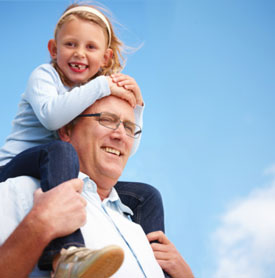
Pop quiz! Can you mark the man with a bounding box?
[0,95,194,278]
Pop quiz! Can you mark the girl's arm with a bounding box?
[131,104,144,156]
[24,65,143,155]
[24,65,111,131]
[110,72,144,156]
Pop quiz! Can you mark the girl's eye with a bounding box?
[65,42,75,47]
[87,44,96,50]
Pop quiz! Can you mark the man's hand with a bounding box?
[32,178,87,241]
[0,178,86,278]
[147,231,194,278]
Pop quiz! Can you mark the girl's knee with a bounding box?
[47,141,79,167]
[139,183,163,205]
[49,141,76,156]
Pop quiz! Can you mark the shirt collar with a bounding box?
[78,172,133,216]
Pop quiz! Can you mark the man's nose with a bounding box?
[111,122,127,138]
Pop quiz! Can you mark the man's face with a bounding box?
[65,96,135,190]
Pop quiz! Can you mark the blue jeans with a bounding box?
[115,181,165,235]
[0,141,165,270]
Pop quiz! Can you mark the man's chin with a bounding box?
[102,167,123,182]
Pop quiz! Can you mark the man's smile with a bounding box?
[103,147,121,156]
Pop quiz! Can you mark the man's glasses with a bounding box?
[77,112,142,139]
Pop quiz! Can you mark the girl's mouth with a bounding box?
[69,63,88,72]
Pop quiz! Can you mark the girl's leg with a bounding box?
[115,182,169,277]
[0,141,79,191]
[115,181,165,234]
[0,141,85,270]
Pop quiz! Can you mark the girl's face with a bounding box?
[48,17,112,86]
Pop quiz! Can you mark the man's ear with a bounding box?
[48,39,57,60]
[101,48,113,68]
[58,126,71,142]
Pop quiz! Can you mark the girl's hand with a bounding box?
[111,73,144,106]
[147,231,194,278]
[106,76,136,107]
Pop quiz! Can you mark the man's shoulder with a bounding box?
[0,176,40,195]
[0,176,40,245]
[1,175,40,184]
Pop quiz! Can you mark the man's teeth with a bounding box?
[105,147,120,156]
[70,63,87,70]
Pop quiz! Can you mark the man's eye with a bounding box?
[100,116,116,123]
[124,123,135,134]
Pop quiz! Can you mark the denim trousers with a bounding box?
[0,141,165,270]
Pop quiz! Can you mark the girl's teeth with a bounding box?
[70,63,86,70]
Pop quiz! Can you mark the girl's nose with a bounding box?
[73,48,85,58]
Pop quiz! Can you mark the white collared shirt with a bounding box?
[0,174,165,278]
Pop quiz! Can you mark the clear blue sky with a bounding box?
[1,1,275,277]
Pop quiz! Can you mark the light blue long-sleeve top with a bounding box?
[0,64,143,165]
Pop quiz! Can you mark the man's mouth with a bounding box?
[103,147,121,156]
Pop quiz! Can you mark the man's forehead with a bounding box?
[88,96,135,120]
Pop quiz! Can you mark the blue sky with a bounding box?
[1,0,275,277]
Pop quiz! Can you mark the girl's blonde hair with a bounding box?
[52,3,124,86]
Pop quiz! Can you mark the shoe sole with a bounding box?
[79,245,124,278]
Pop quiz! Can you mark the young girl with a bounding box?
[0,3,164,278]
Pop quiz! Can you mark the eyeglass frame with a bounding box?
[77,112,142,139]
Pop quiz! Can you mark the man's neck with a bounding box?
[97,188,112,201]
[89,175,117,201]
